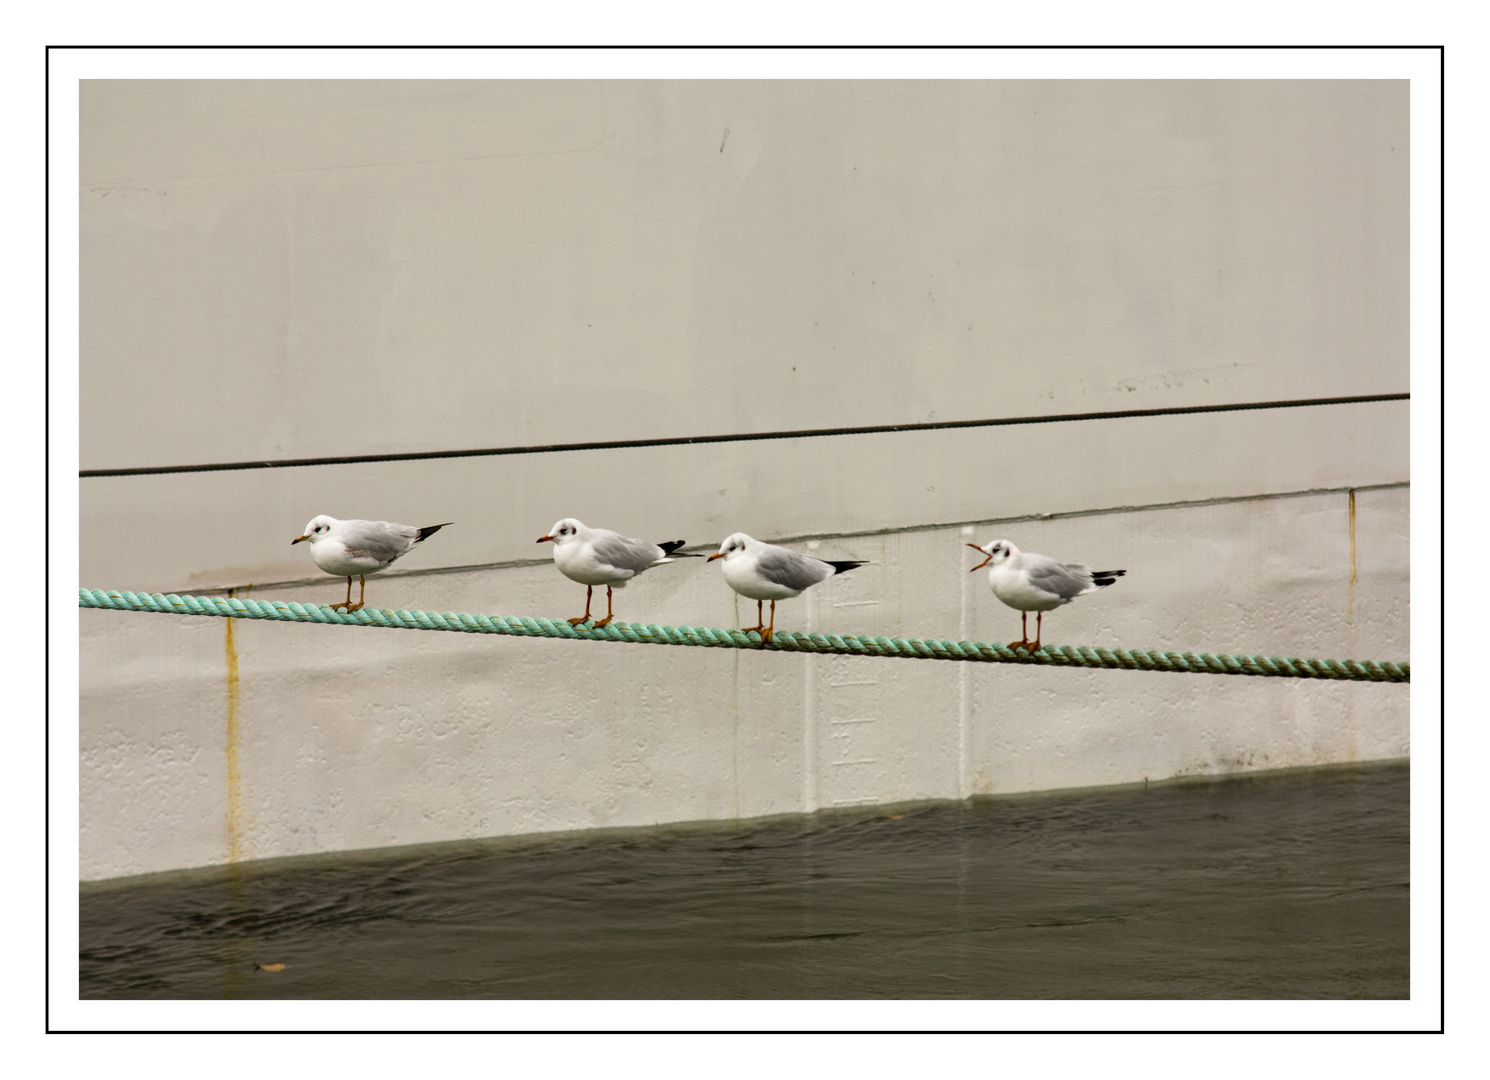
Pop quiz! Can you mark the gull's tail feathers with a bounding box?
[826,560,867,576]
[657,541,704,560]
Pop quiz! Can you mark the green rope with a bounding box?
[78,588,1410,683]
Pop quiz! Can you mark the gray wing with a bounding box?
[590,531,665,574]
[1025,557,1095,601]
[755,545,832,592]
[342,519,421,563]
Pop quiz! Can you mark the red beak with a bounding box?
[966,543,992,571]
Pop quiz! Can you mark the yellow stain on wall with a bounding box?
[225,589,244,864]
[1348,489,1358,618]
[1344,491,1359,761]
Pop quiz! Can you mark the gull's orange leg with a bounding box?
[593,586,616,629]
[332,575,357,613]
[1009,611,1031,651]
[1030,612,1044,652]
[742,599,768,635]
[568,585,594,626]
[346,574,367,613]
[760,599,777,644]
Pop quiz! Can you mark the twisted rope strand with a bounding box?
[78,589,1409,682]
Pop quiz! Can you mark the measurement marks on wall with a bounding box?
[822,672,882,807]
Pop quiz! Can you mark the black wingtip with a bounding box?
[1092,569,1126,587]
[827,560,867,575]
[416,522,453,542]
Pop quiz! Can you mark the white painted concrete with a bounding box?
[77,81,1410,880]
[80,81,1407,478]
[80,486,1409,880]
[80,401,1407,593]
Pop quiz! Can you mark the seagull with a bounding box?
[707,532,866,644]
[967,539,1125,651]
[537,518,700,628]
[292,515,451,612]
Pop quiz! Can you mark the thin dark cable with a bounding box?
[80,392,1408,478]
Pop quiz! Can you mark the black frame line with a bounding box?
[56,44,1441,1035]
[81,392,1408,478]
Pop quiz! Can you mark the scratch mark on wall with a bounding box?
[1116,363,1256,393]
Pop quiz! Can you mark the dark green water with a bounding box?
[80,762,1407,999]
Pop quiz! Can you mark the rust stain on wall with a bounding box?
[225,588,245,864]
[1348,489,1358,618]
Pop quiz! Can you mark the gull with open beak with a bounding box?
[967,539,1125,651]
[292,515,451,613]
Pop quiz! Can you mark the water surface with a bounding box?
[80,762,1408,999]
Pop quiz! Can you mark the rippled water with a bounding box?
[80,762,1407,999]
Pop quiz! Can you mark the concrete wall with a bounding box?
[78,81,1410,880]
